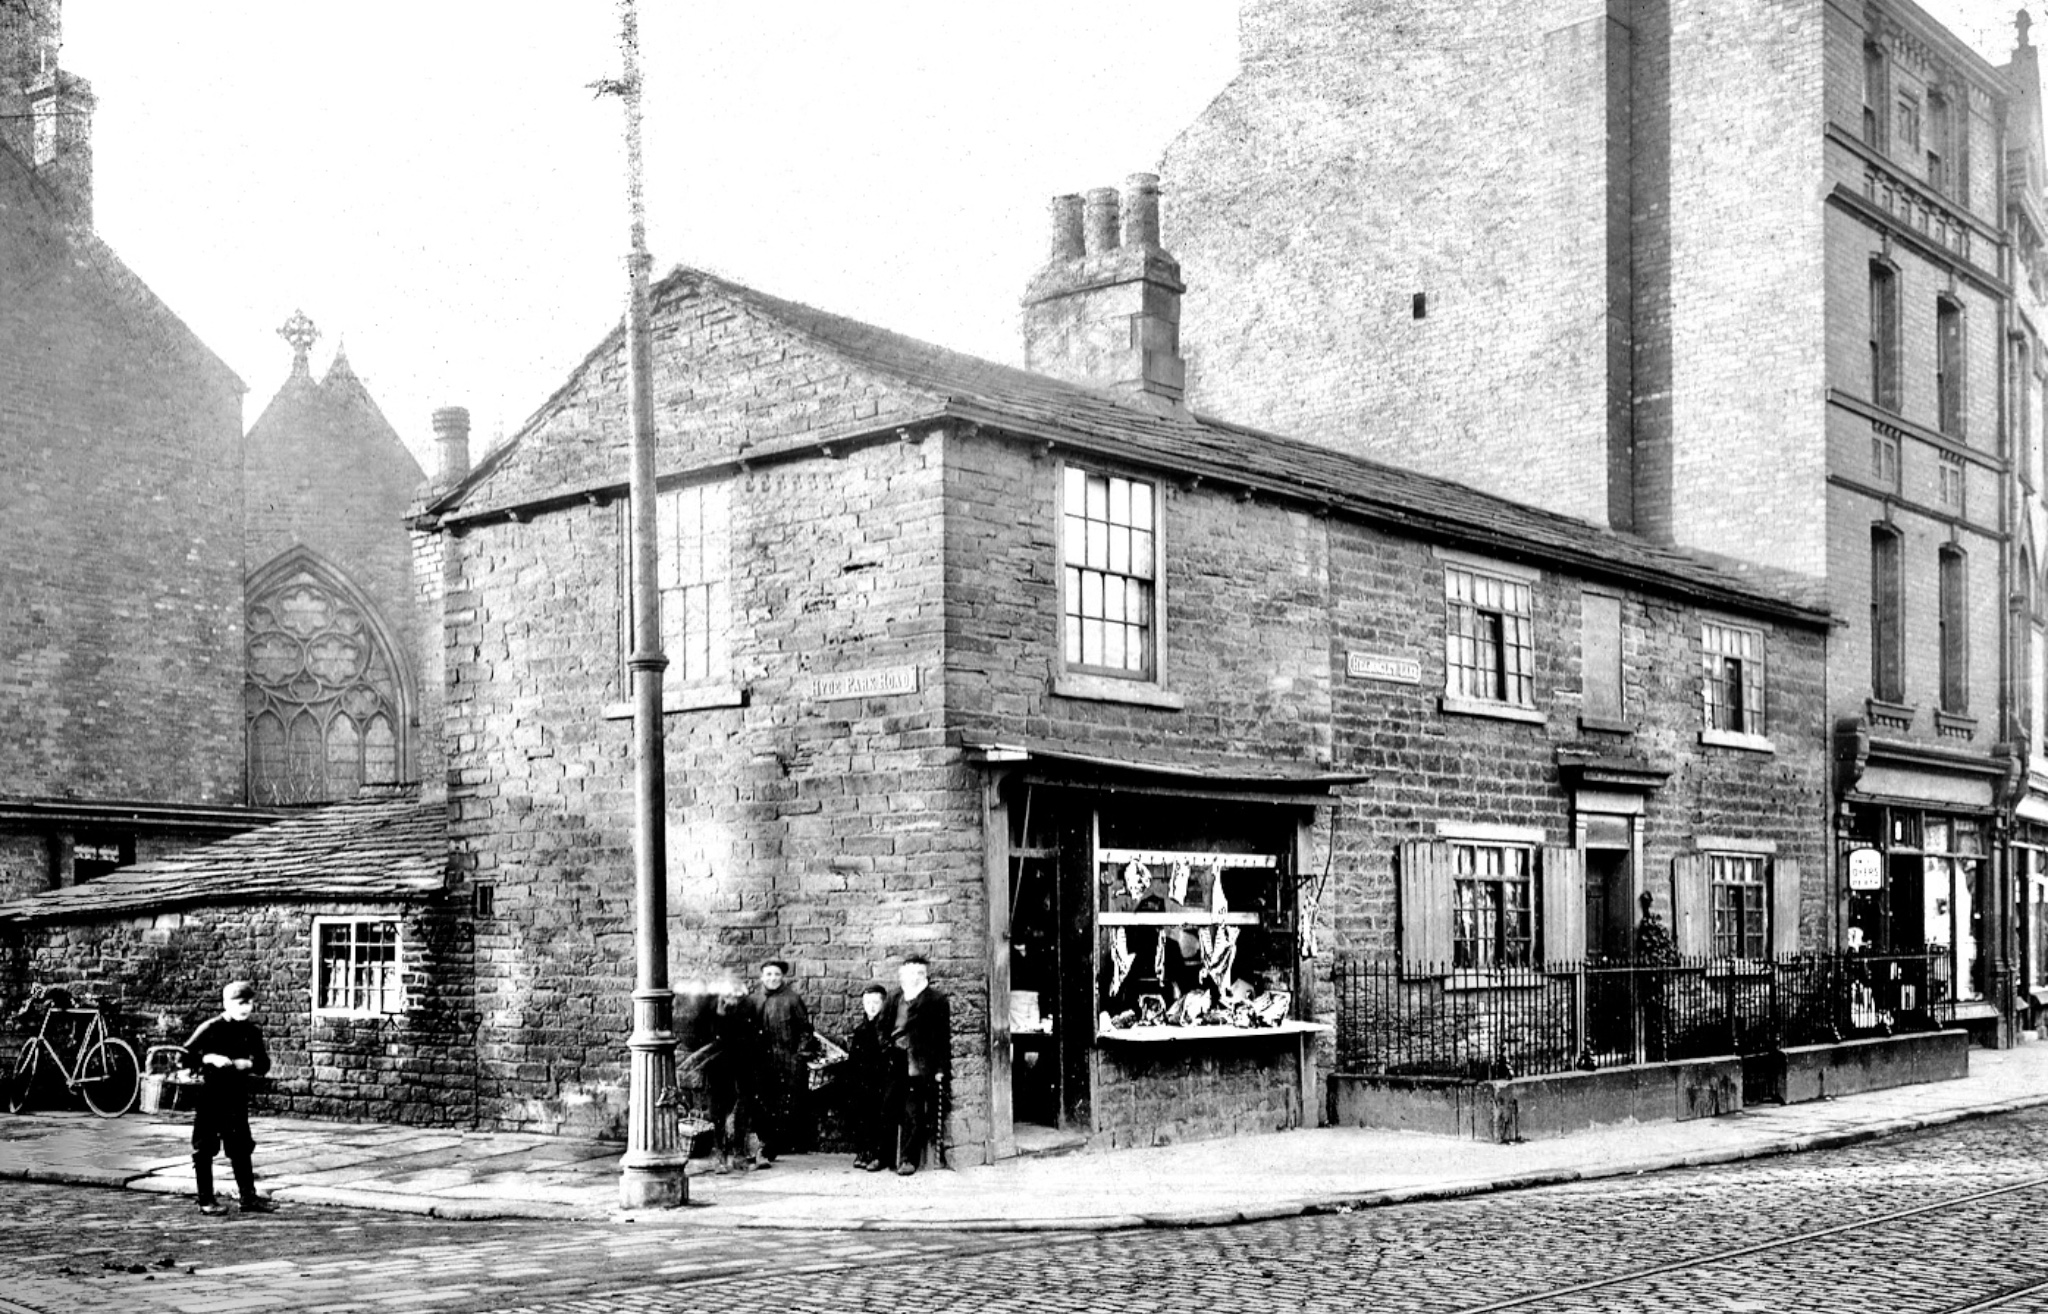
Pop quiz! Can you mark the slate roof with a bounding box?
[431,266,1828,626]
[0,786,446,925]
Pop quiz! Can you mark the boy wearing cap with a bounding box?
[182,980,274,1215]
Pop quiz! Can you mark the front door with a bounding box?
[1579,812,1635,959]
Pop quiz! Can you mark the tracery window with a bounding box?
[245,561,406,805]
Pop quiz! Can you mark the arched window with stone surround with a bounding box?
[244,548,411,806]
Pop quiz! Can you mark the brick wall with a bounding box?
[1092,1039,1305,1148]
[0,151,246,805]
[1,897,473,1126]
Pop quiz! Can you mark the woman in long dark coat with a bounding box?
[738,959,817,1161]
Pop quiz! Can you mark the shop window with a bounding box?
[1672,851,1800,960]
[1442,555,1536,713]
[1939,547,1967,714]
[1870,525,1904,702]
[2029,851,2048,990]
[1922,818,1987,1002]
[314,918,405,1017]
[1937,299,1966,438]
[1700,620,1766,740]
[1094,846,1295,1031]
[1061,465,1158,680]
[1869,262,1899,411]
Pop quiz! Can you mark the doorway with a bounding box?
[1578,811,1636,960]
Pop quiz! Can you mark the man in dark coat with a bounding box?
[736,959,816,1162]
[884,954,951,1176]
[182,980,274,1214]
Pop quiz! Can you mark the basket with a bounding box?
[139,1045,193,1115]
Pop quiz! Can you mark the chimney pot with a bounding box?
[1121,173,1161,250]
[432,406,472,485]
[1082,187,1120,256]
[1048,193,1084,262]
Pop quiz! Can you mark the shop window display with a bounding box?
[1095,848,1297,1034]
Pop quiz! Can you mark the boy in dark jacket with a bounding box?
[183,980,274,1215]
[845,984,892,1171]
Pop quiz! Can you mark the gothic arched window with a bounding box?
[244,553,408,805]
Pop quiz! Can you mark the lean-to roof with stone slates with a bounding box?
[430,267,1827,626]
[0,786,445,925]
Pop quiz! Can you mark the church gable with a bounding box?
[442,270,944,517]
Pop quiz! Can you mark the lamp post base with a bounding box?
[619,1158,691,1210]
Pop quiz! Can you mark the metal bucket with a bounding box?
[136,1073,166,1114]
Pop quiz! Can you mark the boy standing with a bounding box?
[183,980,274,1215]
[845,984,893,1172]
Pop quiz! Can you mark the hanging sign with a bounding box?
[1346,652,1422,685]
[1847,847,1883,892]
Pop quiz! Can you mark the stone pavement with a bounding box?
[4,1043,2047,1232]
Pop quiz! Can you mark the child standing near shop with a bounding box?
[845,984,893,1171]
[183,980,275,1215]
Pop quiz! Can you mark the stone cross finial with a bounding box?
[2022,9,2034,49]
[278,309,319,378]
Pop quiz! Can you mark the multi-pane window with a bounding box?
[652,480,731,684]
[315,919,404,1017]
[1940,547,1968,714]
[1937,299,1966,437]
[1871,526,1904,702]
[1451,843,1533,970]
[1709,854,1768,960]
[1702,622,1766,735]
[1869,263,1899,410]
[1445,564,1534,706]
[1062,466,1156,677]
[1938,452,1966,513]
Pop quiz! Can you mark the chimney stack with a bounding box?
[432,407,472,487]
[2,0,92,228]
[1022,172,1187,413]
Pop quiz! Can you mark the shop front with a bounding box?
[1839,800,2000,1037]
[2011,809,2048,1035]
[975,748,1348,1158]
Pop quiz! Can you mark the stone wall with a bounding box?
[1,897,472,1125]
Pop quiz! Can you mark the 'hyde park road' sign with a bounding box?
[803,665,919,702]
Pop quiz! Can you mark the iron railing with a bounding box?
[1334,948,1956,1080]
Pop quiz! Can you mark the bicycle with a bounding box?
[5,985,141,1117]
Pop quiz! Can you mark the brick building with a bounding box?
[0,0,260,899]
[1160,0,2040,1043]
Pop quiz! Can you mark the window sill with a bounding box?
[1578,715,1635,735]
[314,1010,406,1022]
[1439,695,1545,725]
[1053,674,1187,710]
[1934,710,1977,741]
[602,684,748,720]
[1700,728,1775,754]
[1703,960,1771,981]
[1865,698,1914,732]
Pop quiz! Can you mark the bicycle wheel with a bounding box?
[5,1044,39,1114]
[79,1037,139,1117]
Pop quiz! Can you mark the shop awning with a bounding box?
[963,741,1369,806]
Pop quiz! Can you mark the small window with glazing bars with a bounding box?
[1444,564,1534,707]
[1062,466,1156,678]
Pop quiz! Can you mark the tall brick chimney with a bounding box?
[1,0,94,228]
[1022,172,1187,413]
[432,406,472,487]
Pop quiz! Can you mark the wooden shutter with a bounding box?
[1540,846,1586,966]
[1671,853,1711,958]
[1399,840,1453,972]
[1771,858,1802,959]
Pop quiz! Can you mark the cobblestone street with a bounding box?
[9,1108,2048,1314]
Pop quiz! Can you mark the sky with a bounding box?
[59,1,2020,472]
[60,2,1240,469]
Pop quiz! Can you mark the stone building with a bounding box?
[1160,0,2039,1044]
[0,0,258,899]
[242,314,428,806]
[393,185,1826,1155]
